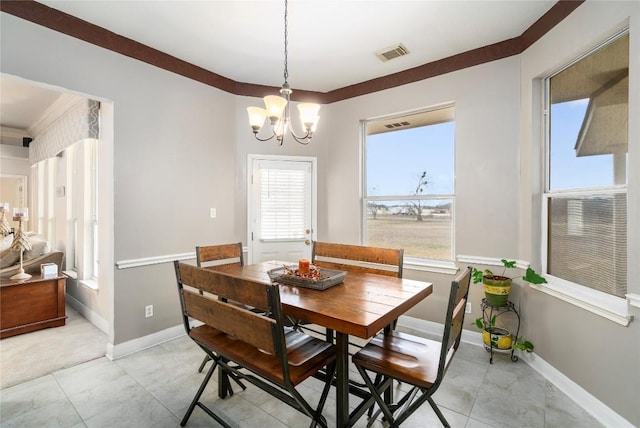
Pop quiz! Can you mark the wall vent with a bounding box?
[376,44,409,62]
[384,121,411,129]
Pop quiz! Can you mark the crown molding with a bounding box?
[0,0,585,104]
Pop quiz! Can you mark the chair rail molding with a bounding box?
[115,252,196,269]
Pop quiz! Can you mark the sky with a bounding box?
[366,122,455,197]
[549,99,616,190]
[366,100,620,197]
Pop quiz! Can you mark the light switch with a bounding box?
[209,208,217,218]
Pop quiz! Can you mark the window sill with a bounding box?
[62,270,99,293]
[404,258,459,275]
[529,276,632,326]
[79,278,99,292]
[627,293,640,309]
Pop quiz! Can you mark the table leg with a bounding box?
[336,332,349,428]
[218,359,228,398]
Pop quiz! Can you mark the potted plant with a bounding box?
[472,259,546,307]
[472,316,534,353]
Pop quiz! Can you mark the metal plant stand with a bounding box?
[481,298,521,363]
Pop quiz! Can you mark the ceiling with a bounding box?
[1,0,559,145]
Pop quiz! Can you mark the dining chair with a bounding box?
[351,266,472,427]
[196,242,244,270]
[301,241,404,343]
[174,261,337,428]
[195,242,244,373]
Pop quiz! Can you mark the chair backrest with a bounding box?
[311,241,404,278]
[196,243,244,269]
[175,261,279,356]
[437,266,472,381]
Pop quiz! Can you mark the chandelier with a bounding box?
[247,0,320,145]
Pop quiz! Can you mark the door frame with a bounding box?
[247,154,317,264]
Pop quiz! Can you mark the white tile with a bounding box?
[0,375,69,421]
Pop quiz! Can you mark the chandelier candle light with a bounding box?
[247,0,321,145]
[0,203,10,237]
[10,208,32,280]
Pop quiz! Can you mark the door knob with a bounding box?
[305,239,310,245]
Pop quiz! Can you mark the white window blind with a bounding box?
[260,168,306,240]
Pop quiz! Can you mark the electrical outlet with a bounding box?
[209,208,217,218]
[145,305,153,318]
[465,302,472,314]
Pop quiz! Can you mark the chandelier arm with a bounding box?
[252,131,278,142]
[247,0,318,146]
[289,130,312,145]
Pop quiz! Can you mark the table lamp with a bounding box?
[10,208,32,280]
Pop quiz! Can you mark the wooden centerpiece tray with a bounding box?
[267,265,346,290]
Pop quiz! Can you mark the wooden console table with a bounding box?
[0,274,67,339]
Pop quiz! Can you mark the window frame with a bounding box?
[361,105,458,274]
[538,29,631,326]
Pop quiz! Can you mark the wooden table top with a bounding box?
[217,260,433,339]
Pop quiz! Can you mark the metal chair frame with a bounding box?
[353,266,472,427]
[175,261,336,428]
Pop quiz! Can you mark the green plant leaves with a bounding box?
[523,267,547,284]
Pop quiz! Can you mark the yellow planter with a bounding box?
[483,276,512,307]
[482,327,512,350]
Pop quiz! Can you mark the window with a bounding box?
[544,31,628,299]
[260,166,306,241]
[363,105,455,263]
[33,138,98,281]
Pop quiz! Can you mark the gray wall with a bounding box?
[518,2,640,424]
[1,1,638,424]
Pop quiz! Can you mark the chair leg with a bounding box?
[197,355,211,373]
[310,361,336,428]
[427,396,450,428]
[181,359,219,426]
[356,365,396,426]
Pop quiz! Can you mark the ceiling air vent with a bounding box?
[376,44,409,62]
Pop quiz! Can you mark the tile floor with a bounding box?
[0,324,604,427]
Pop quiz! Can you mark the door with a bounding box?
[248,155,316,264]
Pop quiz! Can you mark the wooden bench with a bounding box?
[174,261,336,428]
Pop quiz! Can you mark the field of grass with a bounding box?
[366,214,452,260]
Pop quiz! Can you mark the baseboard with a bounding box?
[106,324,186,361]
[520,352,635,428]
[66,293,109,335]
[397,315,634,428]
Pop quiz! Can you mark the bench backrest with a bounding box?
[196,242,244,270]
[312,241,404,278]
[176,262,277,356]
[439,266,472,378]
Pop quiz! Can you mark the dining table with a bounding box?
[212,260,433,428]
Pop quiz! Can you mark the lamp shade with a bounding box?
[298,103,321,132]
[247,107,267,132]
[263,95,288,123]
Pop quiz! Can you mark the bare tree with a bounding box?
[411,171,428,222]
[368,201,380,219]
